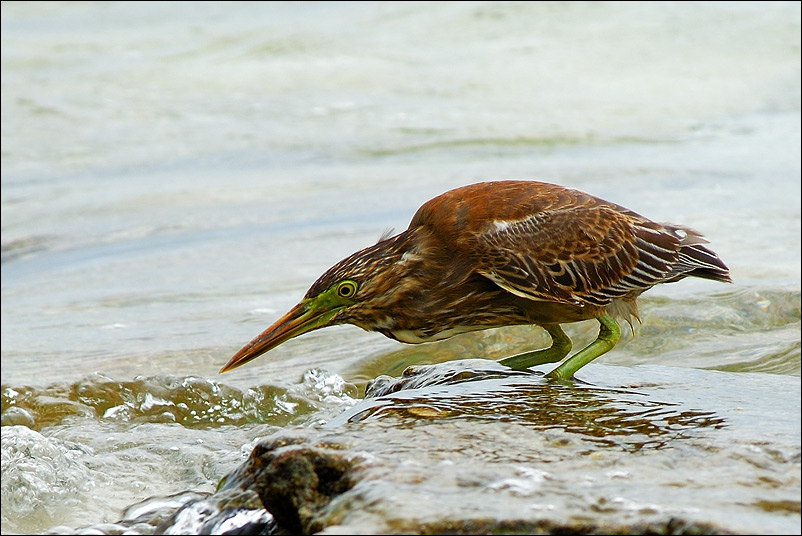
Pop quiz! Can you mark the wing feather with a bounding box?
[472,206,682,307]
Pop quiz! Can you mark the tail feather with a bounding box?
[681,244,732,283]
[662,224,732,284]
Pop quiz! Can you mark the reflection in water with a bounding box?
[334,359,725,451]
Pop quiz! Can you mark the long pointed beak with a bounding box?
[219,301,336,373]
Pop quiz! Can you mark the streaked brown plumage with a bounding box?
[221,180,731,379]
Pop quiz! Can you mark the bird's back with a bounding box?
[409,180,730,312]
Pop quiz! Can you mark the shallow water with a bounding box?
[2,2,800,534]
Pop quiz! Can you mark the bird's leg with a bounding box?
[546,313,620,380]
[498,324,572,371]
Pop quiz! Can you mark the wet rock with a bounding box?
[212,431,736,536]
[152,488,275,535]
[219,434,356,534]
[365,516,732,535]
[365,358,532,398]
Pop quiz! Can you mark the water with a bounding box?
[1,2,800,534]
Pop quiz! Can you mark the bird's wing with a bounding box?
[469,206,683,307]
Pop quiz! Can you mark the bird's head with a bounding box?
[219,232,415,373]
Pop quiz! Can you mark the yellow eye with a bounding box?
[336,280,358,299]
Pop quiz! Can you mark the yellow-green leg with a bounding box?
[546,314,620,380]
[499,324,572,371]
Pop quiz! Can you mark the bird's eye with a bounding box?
[336,280,358,299]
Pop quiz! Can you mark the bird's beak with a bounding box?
[219,300,338,373]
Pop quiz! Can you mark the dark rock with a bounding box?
[221,434,356,534]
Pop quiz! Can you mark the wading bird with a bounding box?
[220,181,730,380]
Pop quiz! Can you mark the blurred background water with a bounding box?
[1,2,800,535]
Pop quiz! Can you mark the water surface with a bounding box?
[2,2,800,534]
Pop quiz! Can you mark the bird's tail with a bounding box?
[664,224,732,284]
